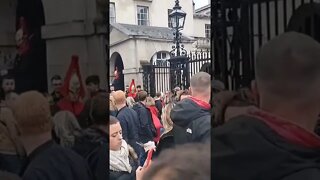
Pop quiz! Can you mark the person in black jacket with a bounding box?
[132,91,156,165]
[113,90,141,155]
[132,91,156,144]
[73,94,108,180]
[12,91,92,180]
[170,72,211,144]
[212,32,320,180]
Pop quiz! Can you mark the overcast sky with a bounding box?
[193,0,209,9]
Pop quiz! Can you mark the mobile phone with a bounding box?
[145,149,153,167]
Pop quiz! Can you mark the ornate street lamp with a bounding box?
[168,0,189,90]
[169,0,187,56]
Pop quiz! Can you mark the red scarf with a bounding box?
[189,96,211,110]
[248,108,320,148]
[147,106,163,143]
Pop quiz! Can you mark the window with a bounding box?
[205,24,211,38]
[168,9,173,28]
[156,52,168,66]
[110,3,116,23]
[137,6,149,26]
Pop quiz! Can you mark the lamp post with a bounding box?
[169,0,187,57]
[168,0,189,90]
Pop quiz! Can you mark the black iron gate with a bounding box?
[142,50,211,97]
[213,0,320,90]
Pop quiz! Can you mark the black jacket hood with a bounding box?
[171,98,211,128]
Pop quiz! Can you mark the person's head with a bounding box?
[252,32,320,117]
[189,72,211,103]
[137,85,142,92]
[156,92,161,98]
[145,97,155,107]
[88,94,108,127]
[0,107,25,156]
[174,86,181,92]
[213,90,255,127]
[5,92,19,109]
[176,90,190,101]
[109,95,117,111]
[142,143,210,180]
[12,91,52,136]
[113,90,127,110]
[85,75,100,94]
[110,85,115,92]
[136,91,148,103]
[126,96,135,108]
[161,103,175,133]
[52,111,81,148]
[212,80,225,95]
[51,75,62,93]
[109,116,122,151]
[1,75,15,94]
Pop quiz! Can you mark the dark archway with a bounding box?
[287,3,320,42]
[13,0,47,93]
[110,52,124,91]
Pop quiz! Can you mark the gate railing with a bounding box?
[213,0,316,90]
[143,50,211,97]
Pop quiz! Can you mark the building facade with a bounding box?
[0,0,108,93]
[109,0,211,89]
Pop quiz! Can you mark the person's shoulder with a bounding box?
[281,168,320,180]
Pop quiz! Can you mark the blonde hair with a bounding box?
[113,90,126,105]
[146,96,155,107]
[0,107,25,156]
[109,95,117,111]
[126,96,135,108]
[12,91,52,135]
[53,111,81,148]
[161,103,174,134]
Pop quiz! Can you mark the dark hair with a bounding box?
[51,75,62,82]
[86,75,100,85]
[109,116,119,125]
[89,94,108,125]
[136,91,148,102]
[156,92,161,98]
[143,143,210,180]
[177,90,189,101]
[137,85,141,89]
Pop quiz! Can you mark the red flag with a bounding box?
[128,79,136,98]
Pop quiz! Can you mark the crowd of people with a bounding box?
[1,31,320,180]
[0,58,107,180]
[109,72,211,180]
[212,32,320,179]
